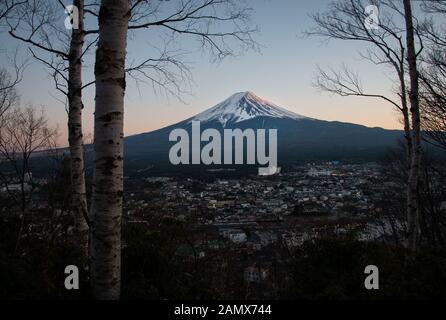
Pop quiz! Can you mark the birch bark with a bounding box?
[90,0,129,299]
[403,0,422,251]
[67,0,89,258]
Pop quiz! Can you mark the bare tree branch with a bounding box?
[314,64,402,111]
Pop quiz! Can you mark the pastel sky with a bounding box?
[1,0,408,146]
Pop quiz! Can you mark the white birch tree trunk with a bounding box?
[397,71,412,167]
[90,0,129,300]
[68,0,89,260]
[403,0,422,251]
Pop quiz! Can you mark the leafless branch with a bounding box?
[127,0,259,61]
[314,64,402,110]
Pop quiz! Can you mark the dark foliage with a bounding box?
[0,217,90,299]
[2,214,446,299]
[121,220,216,299]
[283,239,446,299]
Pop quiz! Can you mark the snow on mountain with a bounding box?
[190,91,309,126]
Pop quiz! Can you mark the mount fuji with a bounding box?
[191,91,308,126]
[124,91,403,172]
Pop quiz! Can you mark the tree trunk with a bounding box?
[403,0,422,251]
[90,0,129,300]
[398,70,412,168]
[68,0,89,260]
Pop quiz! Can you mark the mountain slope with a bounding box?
[124,91,403,172]
[191,91,308,126]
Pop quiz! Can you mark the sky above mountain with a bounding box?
[0,0,407,146]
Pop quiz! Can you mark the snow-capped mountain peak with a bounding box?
[191,91,308,126]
